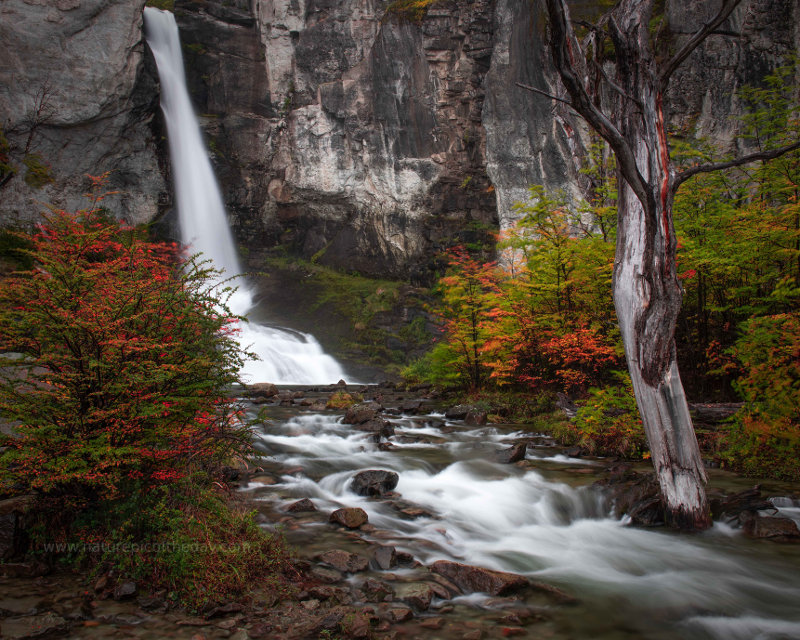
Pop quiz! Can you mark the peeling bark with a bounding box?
[544,0,715,529]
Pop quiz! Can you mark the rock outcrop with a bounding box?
[0,0,165,226]
[1,0,797,281]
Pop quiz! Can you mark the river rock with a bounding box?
[430,560,529,596]
[344,402,382,425]
[113,581,137,601]
[287,498,317,513]
[351,470,399,497]
[394,582,435,610]
[372,545,397,570]
[329,507,368,528]
[496,442,527,464]
[466,410,488,426]
[0,612,70,639]
[247,382,278,400]
[400,399,422,414]
[385,605,414,623]
[356,418,395,439]
[316,549,370,573]
[361,578,394,602]
[445,404,473,420]
[741,513,800,540]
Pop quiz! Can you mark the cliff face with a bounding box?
[0,0,165,226]
[0,0,797,277]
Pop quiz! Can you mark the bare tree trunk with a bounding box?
[614,157,710,529]
[543,0,713,529]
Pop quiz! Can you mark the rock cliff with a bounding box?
[0,0,797,278]
[0,0,165,226]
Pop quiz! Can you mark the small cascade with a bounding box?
[143,8,348,385]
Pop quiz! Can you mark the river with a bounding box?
[245,391,800,640]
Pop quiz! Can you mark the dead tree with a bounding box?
[534,0,800,529]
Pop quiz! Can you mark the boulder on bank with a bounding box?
[351,470,399,497]
[465,409,488,426]
[430,560,529,596]
[445,404,473,420]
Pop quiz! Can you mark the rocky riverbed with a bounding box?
[2,383,800,640]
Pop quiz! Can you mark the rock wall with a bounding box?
[0,0,797,279]
[0,0,165,226]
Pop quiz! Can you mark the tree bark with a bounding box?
[544,0,712,529]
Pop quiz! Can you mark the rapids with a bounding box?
[249,401,800,640]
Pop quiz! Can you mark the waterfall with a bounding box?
[143,8,348,385]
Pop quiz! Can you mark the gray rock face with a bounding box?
[0,0,165,226]
[0,0,796,280]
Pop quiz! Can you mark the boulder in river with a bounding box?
[496,442,527,464]
[372,545,397,570]
[247,382,278,400]
[355,418,395,439]
[287,498,318,513]
[351,470,399,497]
[430,560,529,596]
[740,512,800,540]
[329,507,368,528]
[344,402,382,424]
[394,582,435,610]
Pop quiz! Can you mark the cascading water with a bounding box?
[248,406,800,640]
[143,8,348,385]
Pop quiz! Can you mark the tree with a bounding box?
[0,187,249,509]
[535,0,800,529]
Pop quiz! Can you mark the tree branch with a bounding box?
[672,140,800,192]
[659,0,743,89]
[544,0,651,211]
[515,82,575,107]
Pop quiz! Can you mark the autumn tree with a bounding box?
[537,0,800,529]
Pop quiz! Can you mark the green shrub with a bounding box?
[553,375,648,459]
[717,313,800,480]
[22,153,53,188]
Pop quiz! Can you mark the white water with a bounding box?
[251,409,800,640]
[143,8,348,385]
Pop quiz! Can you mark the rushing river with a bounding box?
[246,398,800,640]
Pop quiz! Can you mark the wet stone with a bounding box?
[394,582,435,610]
[351,470,399,497]
[496,442,527,464]
[430,560,529,596]
[372,545,397,570]
[329,507,368,528]
[286,498,317,513]
[1,612,70,639]
[316,549,370,573]
[385,604,414,622]
[361,578,394,602]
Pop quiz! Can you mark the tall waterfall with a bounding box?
[143,8,348,385]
